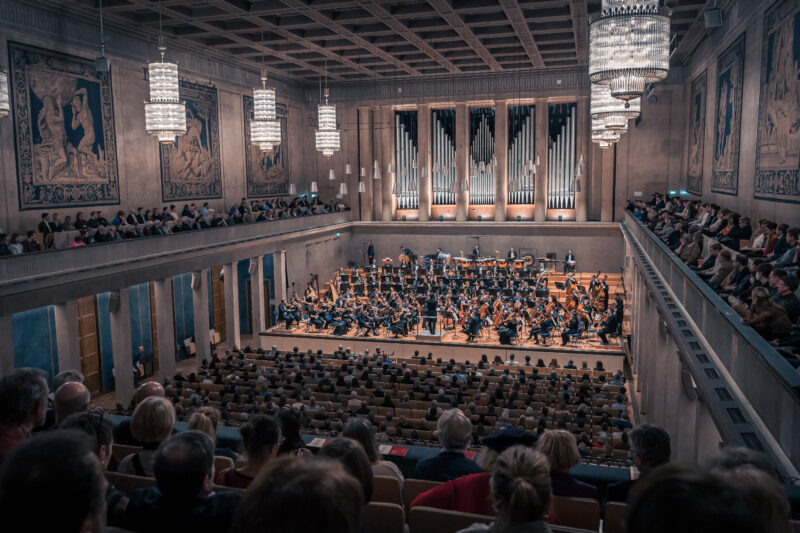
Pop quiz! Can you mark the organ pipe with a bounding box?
[395,111,418,210]
[432,109,456,205]
[469,108,495,205]
[508,105,535,205]
[548,104,576,210]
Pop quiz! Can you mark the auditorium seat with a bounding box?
[373,475,404,506]
[550,496,600,530]
[402,478,442,514]
[364,501,406,533]
[214,455,235,473]
[408,506,493,533]
[603,501,627,533]
[106,471,156,495]
[111,443,142,465]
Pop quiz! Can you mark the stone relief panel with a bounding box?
[8,42,120,210]
[755,0,800,204]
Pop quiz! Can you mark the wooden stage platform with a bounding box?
[259,324,625,371]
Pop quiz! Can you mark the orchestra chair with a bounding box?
[408,506,492,533]
[603,502,627,533]
[550,496,600,531]
[364,502,405,533]
[402,479,442,515]
[373,475,404,506]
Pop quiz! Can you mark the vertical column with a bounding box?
[381,107,394,221]
[494,100,509,221]
[600,145,615,221]
[343,104,359,221]
[575,96,588,222]
[357,106,373,221]
[250,256,266,335]
[223,262,241,350]
[153,278,176,382]
[109,288,134,405]
[273,251,287,303]
[54,300,81,374]
[534,99,548,221]
[418,104,432,221]
[455,103,469,222]
[371,107,383,222]
[0,316,13,376]
[191,269,211,368]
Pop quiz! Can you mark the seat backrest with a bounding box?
[550,496,600,531]
[603,501,627,533]
[364,502,405,533]
[408,506,493,533]
[111,443,143,465]
[373,475,403,505]
[106,471,157,496]
[214,455,235,473]
[402,478,442,513]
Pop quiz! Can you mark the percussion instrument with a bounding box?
[497,259,509,269]
[523,255,534,266]
[382,257,393,266]
[399,253,408,266]
[437,252,451,262]
[456,257,473,268]
[513,259,525,269]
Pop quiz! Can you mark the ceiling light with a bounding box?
[315,88,340,156]
[144,44,186,143]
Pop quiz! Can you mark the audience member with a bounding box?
[414,408,481,481]
[606,424,670,502]
[114,381,166,445]
[0,368,49,463]
[54,381,91,424]
[318,436,375,505]
[117,396,176,477]
[215,414,280,489]
[343,417,404,482]
[187,406,237,459]
[537,429,598,499]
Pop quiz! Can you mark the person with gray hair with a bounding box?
[0,368,49,464]
[53,369,85,393]
[606,424,671,503]
[414,408,481,481]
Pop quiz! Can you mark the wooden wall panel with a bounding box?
[211,266,226,340]
[77,296,101,395]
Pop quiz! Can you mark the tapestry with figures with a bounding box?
[686,70,707,196]
[755,0,800,204]
[711,34,745,196]
[243,96,289,197]
[159,80,222,201]
[8,42,120,210]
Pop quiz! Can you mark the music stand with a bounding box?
[554,282,565,290]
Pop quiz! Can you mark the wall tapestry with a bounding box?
[243,97,289,197]
[160,80,222,201]
[755,0,800,204]
[711,33,745,196]
[8,42,120,210]
[686,70,707,195]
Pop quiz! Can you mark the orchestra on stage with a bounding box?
[276,245,624,348]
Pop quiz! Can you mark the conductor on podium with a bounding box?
[367,240,375,265]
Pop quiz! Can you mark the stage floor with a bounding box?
[260,324,625,370]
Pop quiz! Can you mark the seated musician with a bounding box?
[462,310,481,341]
[564,249,576,273]
[561,312,580,345]
[528,311,556,344]
[498,313,521,345]
[278,299,299,331]
[598,308,618,345]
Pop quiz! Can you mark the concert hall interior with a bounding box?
[1,1,800,532]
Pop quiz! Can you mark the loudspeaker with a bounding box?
[249,259,259,275]
[558,215,563,222]
[477,215,482,221]
[191,272,202,290]
[107,292,120,313]
[704,8,722,28]
[402,215,407,221]
[95,56,110,72]
[438,215,444,221]
[516,215,521,221]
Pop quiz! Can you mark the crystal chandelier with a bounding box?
[144,44,186,143]
[0,68,9,117]
[592,118,622,147]
[591,83,640,130]
[589,0,671,101]
[250,71,281,152]
[315,88,340,157]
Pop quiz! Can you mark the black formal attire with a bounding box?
[367,243,375,264]
[472,245,480,259]
[598,314,618,344]
[423,297,438,334]
[561,317,579,345]
[564,253,576,273]
[508,250,518,260]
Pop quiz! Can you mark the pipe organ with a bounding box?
[431,109,456,205]
[469,108,495,205]
[394,111,419,210]
[507,105,535,205]
[548,103,577,210]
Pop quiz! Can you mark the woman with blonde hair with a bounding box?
[117,396,175,477]
[458,446,553,533]
[187,406,237,460]
[537,429,597,499]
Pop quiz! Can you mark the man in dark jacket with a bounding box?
[124,431,240,533]
[606,424,671,503]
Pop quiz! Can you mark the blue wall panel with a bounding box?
[263,253,275,301]
[207,270,214,330]
[172,273,195,354]
[12,306,58,388]
[96,293,115,393]
[128,283,154,367]
[237,259,251,334]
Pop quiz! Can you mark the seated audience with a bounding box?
[215,414,280,489]
[54,381,91,424]
[414,408,482,481]
[187,406,237,460]
[114,382,166,445]
[0,368,49,464]
[457,446,552,533]
[343,417,404,482]
[124,430,241,533]
[0,430,105,533]
[537,429,598,499]
[236,456,364,533]
[277,408,310,456]
[317,436,374,505]
[606,424,670,502]
[117,396,176,477]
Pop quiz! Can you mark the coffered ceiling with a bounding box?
[38,0,710,84]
